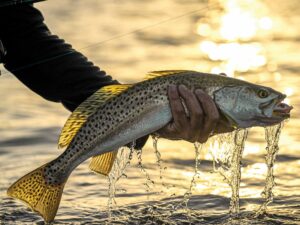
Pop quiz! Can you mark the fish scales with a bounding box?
[44,72,245,184]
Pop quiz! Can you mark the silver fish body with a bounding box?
[45,71,290,183]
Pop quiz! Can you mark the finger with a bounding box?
[195,90,219,143]
[178,85,204,140]
[156,123,182,140]
[168,85,189,131]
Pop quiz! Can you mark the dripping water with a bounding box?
[106,123,283,222]
[135,148,155,196]
[174,142,202,220]
[186,142,203,223]
[229,129,248,215]
[256,122,283,216]
[210,129,248,216]
[183,142,203,206]
[152,135,163,181]
[107,146,134,217]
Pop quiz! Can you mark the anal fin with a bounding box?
[89,151,118,176]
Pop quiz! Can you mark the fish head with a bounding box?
[213,84,292,128]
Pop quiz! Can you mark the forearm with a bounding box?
[0,3,149,148]
[0,3,118,111]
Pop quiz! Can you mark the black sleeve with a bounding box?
[0,3,148,149]
[0,3,118,111]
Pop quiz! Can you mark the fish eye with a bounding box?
[257,89,269,98]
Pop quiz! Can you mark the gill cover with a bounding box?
[214,86,258,128]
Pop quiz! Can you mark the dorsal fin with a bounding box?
[144,70,193,80]
[58,84,132,149]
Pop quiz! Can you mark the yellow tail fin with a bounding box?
[7,164,66,223]
[89,151,118,176]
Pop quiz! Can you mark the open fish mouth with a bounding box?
[255,95,293,125]
[273,102,293,118]
[272,94,293,119]
[258,95,293,125]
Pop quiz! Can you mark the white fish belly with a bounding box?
[86,103,172,160]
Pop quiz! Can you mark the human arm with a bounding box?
[0,3,118,111]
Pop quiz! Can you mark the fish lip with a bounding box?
[273,107,292,118]
[273,94,293,117]
[253,115,286,126]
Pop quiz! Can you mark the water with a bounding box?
[1,0,300,224]
[257,123,283,215]
[182,142,202,207]
[209,130,248,215]
[229,129,248,215]
[152,135,163,181]
[107,147,133,214]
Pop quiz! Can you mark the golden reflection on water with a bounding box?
[197,0,274,77]
[199,41,266,76]
[283,87,294,105]
[245,163,268,177]
[243,144,261,155]
[273,72,282,82]
[220,7,257,41]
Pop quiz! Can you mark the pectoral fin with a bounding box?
[89,151,118,176]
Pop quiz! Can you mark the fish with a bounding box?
[6,70,292,222]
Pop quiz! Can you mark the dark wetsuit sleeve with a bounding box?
[0,3,148,149]
[0,3,118,111]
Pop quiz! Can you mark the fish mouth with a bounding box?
[273,102,293,118]
[258,94,293,125]
[273,94,293,118]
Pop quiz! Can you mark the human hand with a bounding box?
[156,84,234,143]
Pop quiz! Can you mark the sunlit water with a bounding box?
[1,0,300,224]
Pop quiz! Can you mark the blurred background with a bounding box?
[0,0,300,224]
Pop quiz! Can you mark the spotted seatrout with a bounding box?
[7,70,292,222]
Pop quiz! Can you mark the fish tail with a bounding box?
[7,163,66,223]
